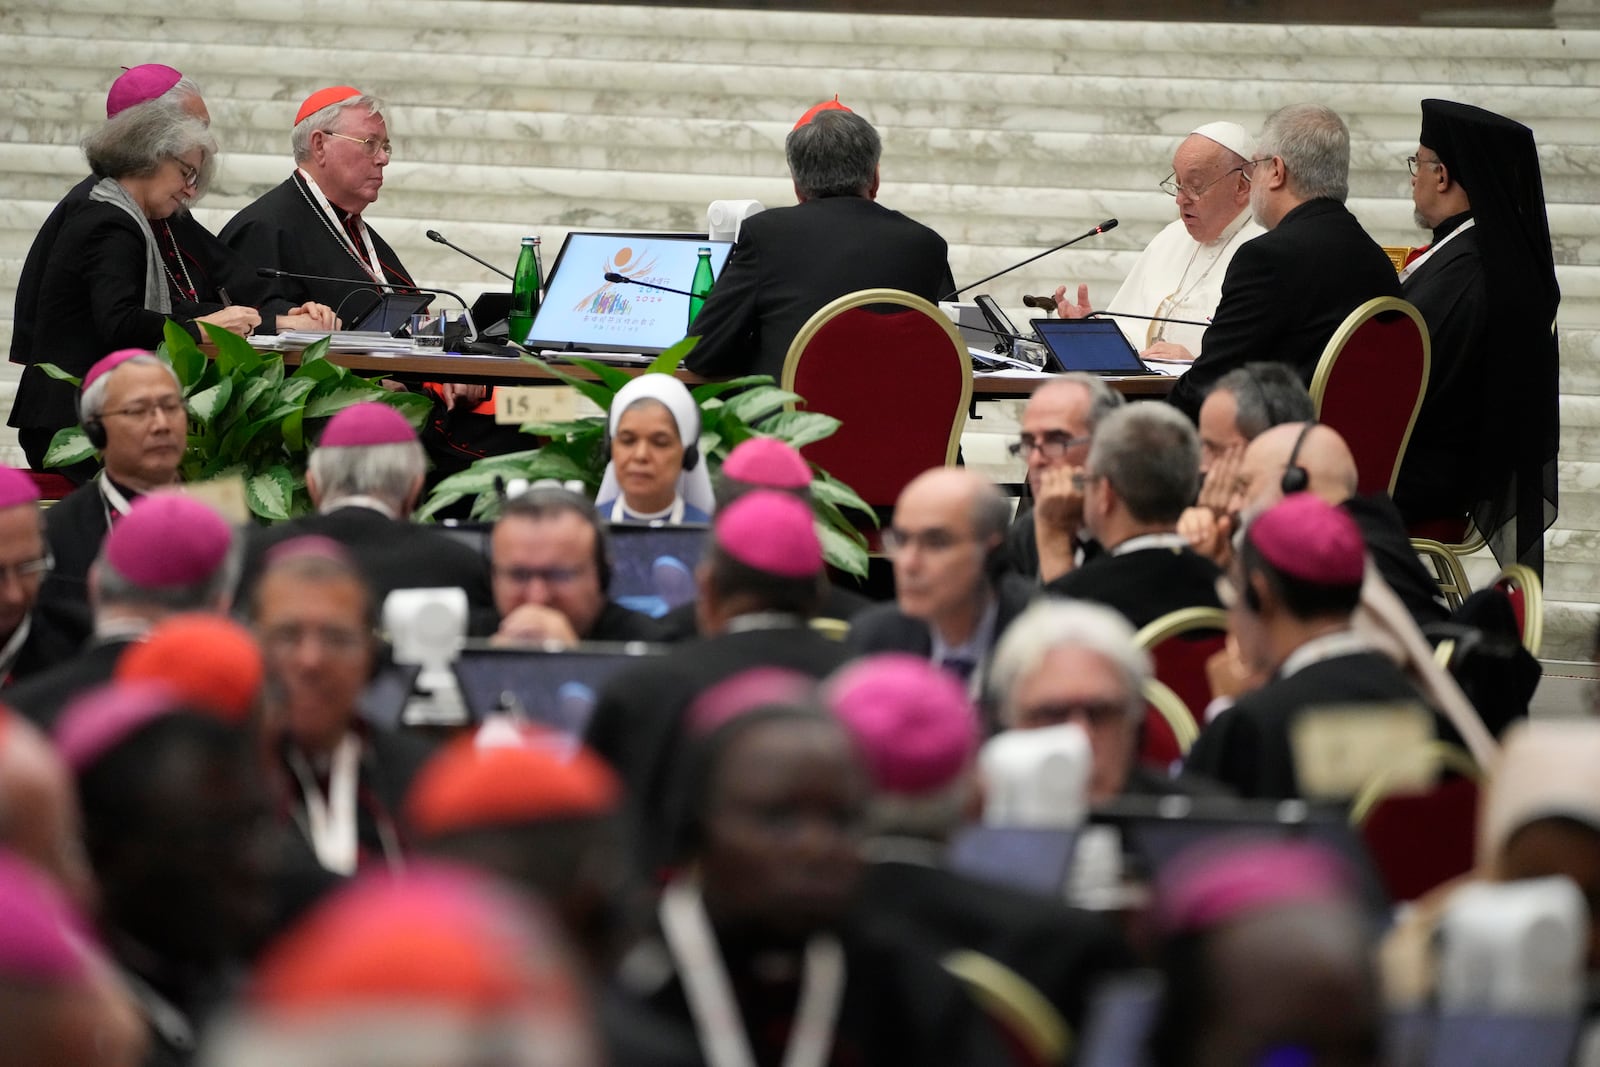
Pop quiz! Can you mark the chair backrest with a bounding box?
[1411,537,1473,613]
[782,289,972,509]
[1353,742,1482,902]
[1142,677,1200,755]
[1310,296,1431,497]
[942,949,1070,1067]
[1133,607,1229,769]
[1492,563,1544,656]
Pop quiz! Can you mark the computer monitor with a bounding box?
[606,522,709,618]
[452,642,665,734]
[525,232,734,355]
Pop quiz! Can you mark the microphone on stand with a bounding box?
[941,218,1119,302]
[1019,294,1210,330]
[255,268,479,342]
[603,272,697,298]
[426,229,515,281]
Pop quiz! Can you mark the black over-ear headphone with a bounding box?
[1279,422,1315,496]
[78,392,107,451]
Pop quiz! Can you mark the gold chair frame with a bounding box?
[1133,606,1230,650]
[1493,563,1544,656]
[1349,740,1482,826]
[1411,537,1473,612]
[1143,677,1201,754]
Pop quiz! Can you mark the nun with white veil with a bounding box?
[595,374,715,524]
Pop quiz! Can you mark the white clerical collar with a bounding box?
[321,495,399,520]
[1277,630,1374,680]
[609,494,685,525]
[285,732,364,876]
[0,614,32,679]
[1206,207,1253,248]
[294,168,388,286]
[1110,532,1189,557]
[725,612,807,635]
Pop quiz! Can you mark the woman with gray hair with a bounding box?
[9,101,335,476]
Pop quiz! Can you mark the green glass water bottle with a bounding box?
[508,236,542,345]
[688,246,715,329]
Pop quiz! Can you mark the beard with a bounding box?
[1249,179,1269,229]
[1413,208,1431,231]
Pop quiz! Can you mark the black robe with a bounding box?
[1341,494,1449,628]
[1395,217,1489,525]
[35,476,138,651]
[4,636,133,731]
[218,172,415,321]
[1184,650,1430,800]
[1042,543,1222,630]
[585,623,854,877]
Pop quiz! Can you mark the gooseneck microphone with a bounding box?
[1021,293,1211,329]
[254,267,479,342]
[603,272,697,298]
[425,229,515,281]
[942,218,1119,301]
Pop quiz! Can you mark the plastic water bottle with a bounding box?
[509,236,542,345]
[688,246,715,328]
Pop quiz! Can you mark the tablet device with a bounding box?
[347,292,433,335]
[606,522,709,618]
[946,825,1079,898]
[452,642,666,733]
[525,232,734,355]
[1030,317,1160,375]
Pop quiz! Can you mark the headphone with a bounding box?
[79,393,107,451]
[1279,422,1315,496]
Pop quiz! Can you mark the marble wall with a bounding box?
[3,0,1598,650]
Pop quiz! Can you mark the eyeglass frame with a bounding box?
[1007,431,1092,461]
[490,564,591,588]
[173,158,201,189]
[1158,165,1249,201]
[881,526,982,556]
[1405,154,1444,177]
[1239,156,1277,183]
[323,131,394,158]
[0,553,54,585]
[99,396,186,423]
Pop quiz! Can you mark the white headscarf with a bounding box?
[1479,721,1600,875]
[596,373,716,519]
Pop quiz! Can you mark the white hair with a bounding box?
[292,93,388,164]
[79,354,180,422]
[308,440,426,512]
[989,600,1150,727]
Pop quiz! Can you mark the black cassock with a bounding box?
[1043,544,1222,630]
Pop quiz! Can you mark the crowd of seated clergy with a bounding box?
[0,59,1568,1067]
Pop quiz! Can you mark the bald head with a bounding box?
[897,468,1009,542]
[1235,423,1359,519]
[0,712,96,915]
[890,468,1010,637]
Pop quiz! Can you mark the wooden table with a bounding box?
[279,348,1177,400]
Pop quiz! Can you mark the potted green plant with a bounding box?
[40,321,432,521]
[417,340,876,577]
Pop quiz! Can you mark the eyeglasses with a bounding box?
[174,159,200,189]
[1017,700,1129,730]
[325,131,394,158]
[101,397,185,422]
[1159,165,1247,200]
[492,565,588,587]
[1239,157,1276,182]
[261,623,371,654]
[881,527,974,556]
[1405,155,1444,177]
[1007,431,1091,461]
[0,554,53,584]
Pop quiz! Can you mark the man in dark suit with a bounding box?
[586,491,853,877]
[1168,104,1402,419]
[0,467,81,685]
[1186,494,1435,800]
[684,101,955,380]
[828,655,1133,1045]
[848,468,1032,725]
[239,402,495,633]
[1045,403,1222,628]
[8,494,239,730]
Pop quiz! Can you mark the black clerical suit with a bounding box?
[4,636,137,732]
[1184,648,1429,800]
[7,200,285,463]
[219,172,415,321]
[1043,539,1222,630]
[1168,198,1402,419]
[240,504,497,635]
[1394,215,1489,525]
[683,196,956,380]
[586,620,854,877]
[1342,494,1449,628]
[1,599,88,687]
[35,476,140,652]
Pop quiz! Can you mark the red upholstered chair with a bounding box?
[1310,296,1431,497]
[781,289,971,545]
[1134,607,1229,769]
[26,471,77,503]
[1352,743,1482,902]
[1492,563,1543,656]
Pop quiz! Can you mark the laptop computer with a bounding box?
[523,232,735,356]
[451,641,666,733]
[1030,317,1163,375]
[606,522,709,619]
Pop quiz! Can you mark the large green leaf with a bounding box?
[517,355,616,411]
[163,319,205,378]
[817,520,869,578]
[753,410,840,449]
[722,386,803,424]
[698,431,722,458]
[36,363,83,386]
[811,495,870,548]
[186,379,234,427]
[203,324,262,376]
[690,375,775,403]
[235,376,276,418]
[414,491,466,522]
[515,418,606,439]
[303,379,390,419]
[44,427,97,468]
[281,407,306,452]
[561,357,632,392]
[258,355,285,389]
[647,335,699,376]
[810,469,876,521]
[246,466,296,521]
[379,390,434,430]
